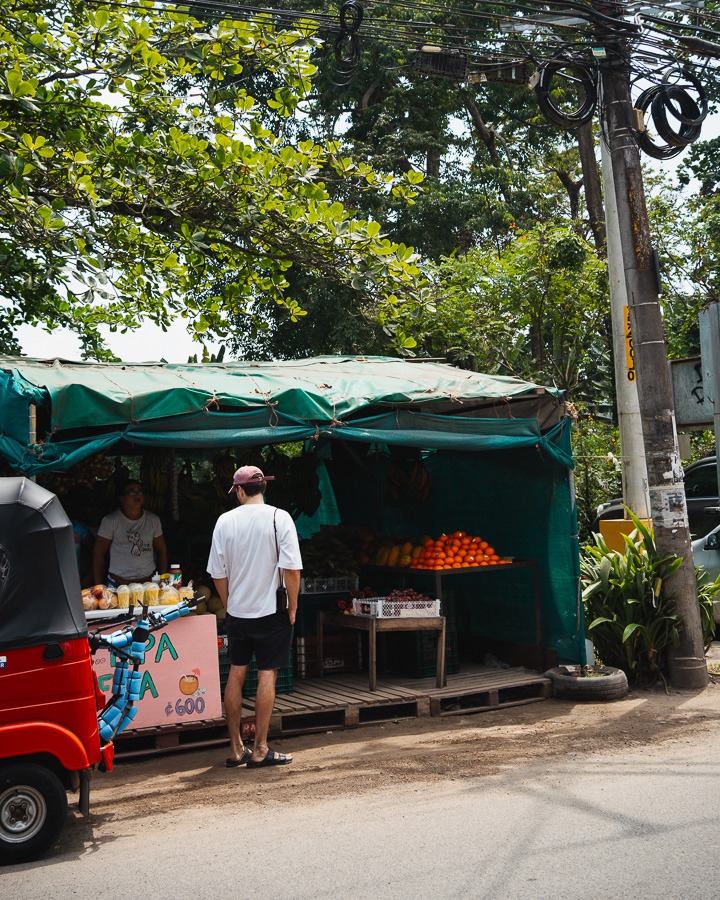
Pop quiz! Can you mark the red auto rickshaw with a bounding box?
[0,477,113,863]
[0,477,198,864]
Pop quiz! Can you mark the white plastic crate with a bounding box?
[300,575,359,594]
[352,597,441,618]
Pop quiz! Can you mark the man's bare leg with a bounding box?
[225,663,249,762]
[250,668,292,763]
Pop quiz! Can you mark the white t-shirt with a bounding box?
[207,504,302,618]
[97,509,163,580]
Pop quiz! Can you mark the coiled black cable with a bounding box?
[633,85,684,160]
[659,68,708,128]
[534,58,598,129]
[651,85,702,148]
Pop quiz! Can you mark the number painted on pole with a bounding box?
[625,306,636,382]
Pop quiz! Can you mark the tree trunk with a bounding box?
[552,168,582,223]
[577,122,607,256]
[463,93,503,165]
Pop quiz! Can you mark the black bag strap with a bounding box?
[273,508,285,588]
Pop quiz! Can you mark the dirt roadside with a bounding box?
[86,675,720,823]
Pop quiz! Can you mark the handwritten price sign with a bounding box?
[94,614,222,728]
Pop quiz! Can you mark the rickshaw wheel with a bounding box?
[0,763,68,864]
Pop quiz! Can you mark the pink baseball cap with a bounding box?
[228,465,275,493]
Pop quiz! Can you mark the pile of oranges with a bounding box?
[409,532,511,570]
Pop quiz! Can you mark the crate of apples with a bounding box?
[409,532,512,570]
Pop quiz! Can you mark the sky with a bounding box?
[16,319,221,365]
[16,108,719,366]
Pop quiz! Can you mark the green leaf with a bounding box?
[622,623,642,644]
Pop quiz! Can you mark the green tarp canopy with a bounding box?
[0,356,567,474]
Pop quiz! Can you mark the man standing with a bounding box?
[208,465,302,769]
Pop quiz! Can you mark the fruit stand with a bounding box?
[0,355,585,738]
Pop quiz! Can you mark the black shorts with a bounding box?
[226,611,293,670]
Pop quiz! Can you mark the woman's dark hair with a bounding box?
[119,479,143,499]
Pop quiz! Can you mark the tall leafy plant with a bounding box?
[581,510,716,681]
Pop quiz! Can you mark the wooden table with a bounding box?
[317,610,446,691]
[360,561,544,669]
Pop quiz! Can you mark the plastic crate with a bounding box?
[413,596,457,676]
[294,633,363,678]
[218,651,293,699]
[300,575,359,594]
[352,597,441,618]
[294,594,336,636]
[414,632,460,677]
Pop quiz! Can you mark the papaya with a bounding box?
[400,541,414,558]
[375,546,391,566]
[398,554,412,567]
[411,545,423,559]
[387,545,401,567]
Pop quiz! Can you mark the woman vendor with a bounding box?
[92,479,168,587]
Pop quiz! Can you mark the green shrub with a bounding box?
[581,510,717,681]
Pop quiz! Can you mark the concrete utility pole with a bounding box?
[596,1,707,688]
[600,140,650,520]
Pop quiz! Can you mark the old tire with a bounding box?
[545,666,629,702]
[0,764,67,865]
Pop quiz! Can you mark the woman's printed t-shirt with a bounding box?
[97,509,163,579]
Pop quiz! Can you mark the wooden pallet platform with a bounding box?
[113,665,551,756]
[265,663,551,736]
[113,718,230,758]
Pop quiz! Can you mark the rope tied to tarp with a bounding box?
[250,389,279,427]
[318,403,345,437]
[202,391,220,411]
[27,423,58,458]
[244,373,279,427]
[267,400,279,428]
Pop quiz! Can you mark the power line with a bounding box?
[17,0,720,142]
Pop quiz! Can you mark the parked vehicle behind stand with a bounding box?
[594,456,720,540]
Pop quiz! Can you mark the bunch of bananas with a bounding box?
[178,480,223,528]
[384,458,432,504]
[140,448,173,516]
[264,448,321,519]
[288,452,322,518]
[263,447,292,511]
[236,447,265,471]
[211,450,238,510]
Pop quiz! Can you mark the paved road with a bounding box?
[5,720,720,899]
